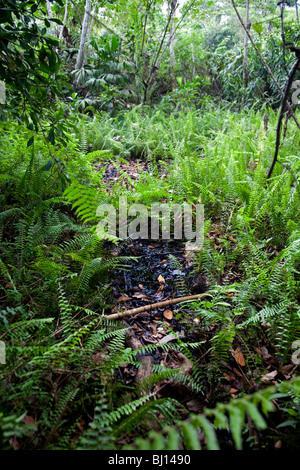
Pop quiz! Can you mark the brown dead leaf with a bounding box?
[159,333,181,344]
[155,290,163,300]
[138,284,144,289]
[9,436,21,450]
[280,364,295,378]
[166,350,193,374]
[150,324,157,335]
[22,415,35,425]
[163,309,173,320]
[142,335,158,344]
[262,370,278,382]
[274,440,282,449]
[186,399,203,413]
[118,296,133,301]
[232,367,244,377]
[157,274,165,283]
[92,353,103,363]
[234,347,246,366]
[255,346,270,360]
[132,292,151,301]
[223,372,233,382]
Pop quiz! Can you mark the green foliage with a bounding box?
[129,376,300,450]
[0,411,37,449]
[0,0,73,144]
[1,75,300,450]
[74,34,135,113]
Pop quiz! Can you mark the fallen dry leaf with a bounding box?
[150,324,157,335]
[159,331,185,344]
[186,399,203,413]
[157,274,165,283]
[255,346,270,360]
[132,292,151,301]
[118,296,133,301]
[22,415,35,425]
[223,372,233,382]
[142,335,158,344]
[163,309,173,320]
[9,436,21,450]
[156,284,164,293]
[280,364,294,377]
[234,346,246,366]
[167,351,193,374]
[262,370,278,382]
[232,367,244,377]
[92,353,103,363]
[275,440,282,449]
[155,290,163,300]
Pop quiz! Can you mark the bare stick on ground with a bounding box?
[106,292,212,320]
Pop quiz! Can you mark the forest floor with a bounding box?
[93,157,298,449]
[1,106,299,450]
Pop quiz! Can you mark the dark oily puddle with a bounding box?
[109,238,211,410]
[112,239,196,324]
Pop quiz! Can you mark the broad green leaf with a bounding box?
[252,23,263,34]
[48,128,55,144]
[41,160,53,172]
[51,18,63,25]
[110,35,119,52]
[27,136,34,147]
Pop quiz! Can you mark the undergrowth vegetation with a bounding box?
[1,101,299,450]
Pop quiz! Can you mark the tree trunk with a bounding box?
[83,3,97,65]
[87,3,96,44]
[144,0,197,102]
[75,0,91,72]
[169,0,177,90]
[242,0,250,88]
[59,0,69,41]
[46,0,56,36]
[231,0,300,131]
[191,42,196,78]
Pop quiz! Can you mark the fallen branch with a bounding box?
[106,292,212,320]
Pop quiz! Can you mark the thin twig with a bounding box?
[106,292,212,320]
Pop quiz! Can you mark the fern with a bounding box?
[77,392,114,450]
[128,377,300,450]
